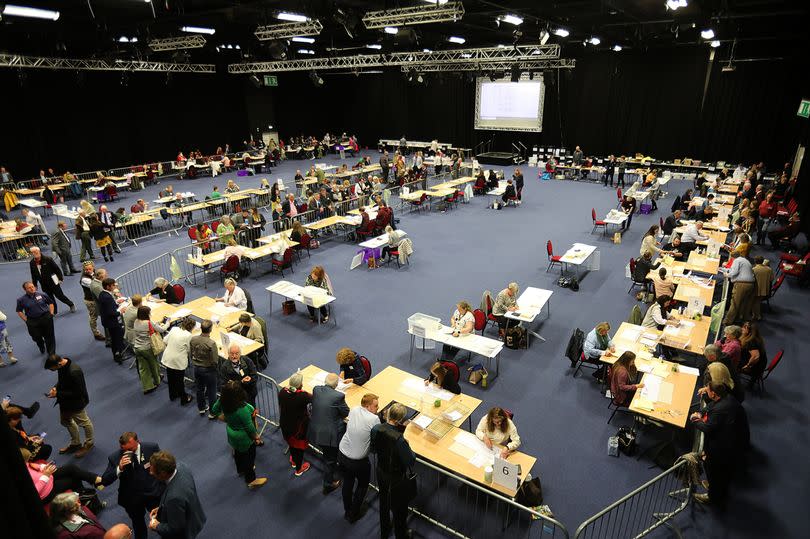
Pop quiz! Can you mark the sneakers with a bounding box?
[323,479,341,495]
[321,315,329,324]
[289,456,296,469]
[248,477,268,490]
[294,462,311,476]
[74,442,94,459]
[69,305,77,313]
[693,493,711,505]
[0,361,5,367]
[199,406,209,416]
[59,444,82,455]
[208,413,217,420]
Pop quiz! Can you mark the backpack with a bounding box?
[515,477,543,506]
[570,277,580,291]
[616,427,637,456]
[505,326,527,350]
[238,260,252,278]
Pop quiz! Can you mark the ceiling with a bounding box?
[1,1,807,66]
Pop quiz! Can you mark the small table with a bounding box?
[266,280,336,326]
[504,287,553,347]
[559,243,599,280]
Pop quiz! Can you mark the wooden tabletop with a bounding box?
[427,188,456,197]
[674,278,715,307]
[304,215,356,230]
[400,190,429,201]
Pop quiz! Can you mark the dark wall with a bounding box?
[0,69,251,179]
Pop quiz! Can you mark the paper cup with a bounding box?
[484,466,493,483]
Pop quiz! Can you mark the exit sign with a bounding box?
[263,75,278,87]
[799,99,810,119]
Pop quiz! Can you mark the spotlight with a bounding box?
[309,71,324,87]
[384,27,399,35]
[588,37,601,45]
[181,26,216,35]
[2,4,60,21]
[291,37,315,43]
[297,49,315,55]
[553,28,569,38]
[447,36,466,44]
[249,75,262,88]
[498,14,523,26]
[277,12,308,22]
[416,73,424,84]
[700,29,715,40]
[612,45,623,51]
[510,65,521,82]
[539,30,550,45]
[366,44,382,50]
[710,40,720,48]
[666,0,688,10]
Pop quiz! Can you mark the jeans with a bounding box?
[0,327,13,360]
[234,444,257,483]
[339,452,370,517]
[194,366,218,412]
[60,408,94,447]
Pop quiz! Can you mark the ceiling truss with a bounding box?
[402,59,576,73]
[148,35,208,52]
[0,54,216,73]
[254,20,324,41]
[361,2,465,29]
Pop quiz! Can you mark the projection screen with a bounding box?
[474,76,545,132]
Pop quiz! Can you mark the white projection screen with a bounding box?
[474,76,545,132]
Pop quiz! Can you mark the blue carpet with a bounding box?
[2,155,808,538]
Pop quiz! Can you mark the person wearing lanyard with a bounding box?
[440,301,475,362]
[723,251,756,325]
[16,281,56,355]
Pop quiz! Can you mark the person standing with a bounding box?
[278,372,313,476]
[339,393,381,523]
[147,451,206,538]
[51,222,79,276]
[371,403,416,539]
[572,145,584,180]
[723,252,756,325]
[751,256,773,321]
[513,168,524,202]
[161,317,195,405]
[16,281,56,355]
[44,354,95,458]
[617,157,627,188]
[75,210,95,262]
[211,381,267,490]
[380,151,390,183]
[132,306,166,395]
[604,155,615,187]
[80,263,105,342]
[308,373,350,495]
[0,309,18,367]
[98,205,122,254]
[29,246,76,315]
[218,344,258,407]
[190,319,219,419]
[101,432,164,539]
[97,277,126,365]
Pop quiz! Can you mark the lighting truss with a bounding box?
[148,35,207,52]
[254,19,323,41]
[0,54,216,73]
[361,1,465,29]
[404,59,576,73]
[228,44,561,73]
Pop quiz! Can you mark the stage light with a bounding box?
[181,26,215,35]
[553,28,569,38]
[309,71,324,87]
[447,36,466,44]
[277,12,308,22]
[422,48,432,52]
[2,4,60,21]
[366,44,382,50]
[498,14,523,26]
[710,40,720,48]
[384,27,399,34]
[297,49,315,55]
[700,29,715,39]
[291,37,315,43]
[540,30,550,45]
[612,45,622,51]
[588,37,601,45]
[666,0,688,10]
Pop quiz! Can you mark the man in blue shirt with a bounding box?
[16,281,56,355]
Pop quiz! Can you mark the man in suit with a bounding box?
[98,205,122,254]
[282,193,298,219]
[148,450,206,539]
[102,432,164,539]
[308,373,350,494]
[98,278,125,364]
[380,151,390,183]
[662,209,683,238]
[29,246,76,314]
[51,221,78,275]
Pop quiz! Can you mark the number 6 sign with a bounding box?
[493,456,519,490]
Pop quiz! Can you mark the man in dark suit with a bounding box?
[51,221,78,275]
[380,151,390,182]
[102,432,164,539]
[98,277,125,364]
[308,373,349,494]
[29,246,76,314]
[662,209,683,238]
[148,450,206,539]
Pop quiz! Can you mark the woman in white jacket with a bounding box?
[162,317,196,405]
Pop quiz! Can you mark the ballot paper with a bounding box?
[443,410,464,422]
[412,414,433,430]
[171,308,192,319]
[623,327,643,342]
[311,371,353,392]
[209,303,241,316]
[678,365,700,376]
[658,381,675,404]
[401,378,454,401]
[225,332,253,348]
[640,374,663,401]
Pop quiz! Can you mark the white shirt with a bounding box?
[680,224,708,243]
[642,303,669,328]
[222,286,247,310]
[451,309,475,333]
[339,406,381,460]
[475,416,521,451]
[161,327,192,370]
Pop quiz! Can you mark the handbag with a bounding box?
[148,321,166,355]
[282,300,296,315]
[467,364,488,385]
[515,477,543,506]
[616,427,637,456]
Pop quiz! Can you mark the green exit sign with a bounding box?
[798,99,810,119]
[263,75,278,87]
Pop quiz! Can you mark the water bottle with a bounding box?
[608,436,619,457]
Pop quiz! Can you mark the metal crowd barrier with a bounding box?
[0,232,49,264]
[254,373,281,435]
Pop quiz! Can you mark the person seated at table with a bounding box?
[159,185,175,199]
[226,180,241,194]
[336,347,369,385]
[289,221,306,244]
[231,208,250,229]
[475,407,520,458]
[223,238,246,262]
[662,235,688,259]
[492,282,519,338]
[425,361,461,395]
[652,267,677,298]
[584,322,614,363]
[229,312,264,344]
[7,406,52,461]
[485,170,499,191]
[49,491,107,539]
[439,301,475,363]
[715,325,743,369]
[305,266,331,323]
[474,170,487,193]
[375,201,393,230]
[195,222,214,254]
[678,221,709,253]
[609,351,644,407]
[150,277,179,305]
[356,205,370,233]
[642,295,674,330]
[501,179,517,204]
[633,251,660,290]
[217,278,248,310]
[621,195,637,230]
[681,189,694,212]
[217,215,236,245]
[662,209,683,238]
[739,321,767,383]
[26,454,103,504]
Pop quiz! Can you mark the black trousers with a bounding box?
[290,447,305,471]
[124,496,160,539]
[166,368,188,401]
[378,474,409,538]
[307,305,328,320]
[42,284,74,314]
[106,323,125,362]
[234,444,257,483]
[706,452,734,509]
[381,166,390,182]
[604,171,614,187]
[441,343,461,362]
[43,463,98,503]
[26,314,55,355]
[339,452,370,517]
[320,445,339,487]
[617,172,625,188]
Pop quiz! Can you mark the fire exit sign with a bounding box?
[798,99,810,119]
[263,75,278,87]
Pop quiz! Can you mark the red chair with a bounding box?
[627,257,648,294]
[485,294,499,332]
[359,356,372,380]
[440,360,460,385]
[295,233,312,260]
[616,188,623,208]
[409,192,428,213]
[472,309,486,335]
[741,349,783,394]
[187,228,198,242]
[547,240,562,273]
[778,252,810,278]
[271,248,294,277]
[591,208,607,235]
[104,184,119,201]
[220,255,240,283]
[356,221,375,242]
[172,284,186,304]
[786,198,798,214]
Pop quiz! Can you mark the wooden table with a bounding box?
[674,277,715,308]
[184,296,262,358]
[304,215,357,231]
[430,176,475,191]
[265,280,336,326]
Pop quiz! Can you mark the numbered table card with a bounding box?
[492,456,520,491]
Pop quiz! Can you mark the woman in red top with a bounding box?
[756,192,777,245]
[609,351,644,407]
[278,372,312,476]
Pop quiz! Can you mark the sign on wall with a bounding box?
[798,99,810,119]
